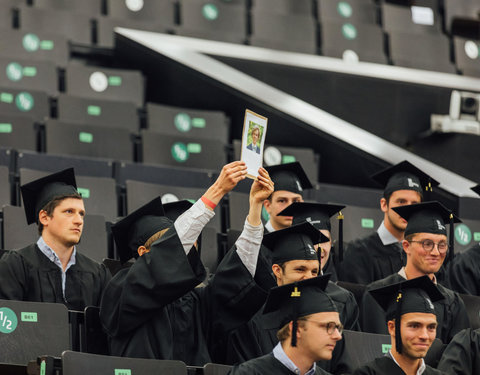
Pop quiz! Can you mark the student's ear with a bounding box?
[263,199,272,214]
[38,210,49,226]
[272,264,283,285]
[387,320,396,337]
[380,197,388,213]
[402,240,411,256]
[137,246,148,257]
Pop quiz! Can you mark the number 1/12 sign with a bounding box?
[0,307,18,334]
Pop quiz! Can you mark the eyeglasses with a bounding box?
[306,320,343,335]
[409,239,449,254]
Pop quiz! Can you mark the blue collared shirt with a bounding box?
[272,342,316,375]
[377,220,401,246]
[37,237,76,298]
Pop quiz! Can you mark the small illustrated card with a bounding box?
[240,109,268,179]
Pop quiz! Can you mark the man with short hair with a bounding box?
[340,161,438,284]
[0,168,110,310]
[263,162,312,233]
[229,275,342,375]
[360,201,470,344]
[246,126,261,154]
[353,276,447,374]
[100,162,275,366]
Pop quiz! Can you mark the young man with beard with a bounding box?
[360,201,470,344]
[353,276,447,375]
[0,168,110,310]
[340,161,438,285]
[229,275,342,375]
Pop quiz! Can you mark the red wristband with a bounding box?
[201,196,217,210]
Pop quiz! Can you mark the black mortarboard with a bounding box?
[112,197,172,263]
[265,162,313,194]
[262,274,338,346]
[163,200,193,221]
[278,202,345,231]
[471,184,480,196]
[21,168,78,225]
[368,275,444,354]
[371,160,439,198]
[262,222,329,264]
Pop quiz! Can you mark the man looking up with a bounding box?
[263,162,313,233]
[0,168,110,310]
[353,276,447,375]
[360,201,469,344]
[229,275,342,375]
[341,161,439,284]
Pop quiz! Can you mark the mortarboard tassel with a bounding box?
[395,290,403,354]
[338,211,344,263]
[290,284,301,347]
[448,213,455,264]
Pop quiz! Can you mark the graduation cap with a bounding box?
[163,200,193,221]
[368,275,444,354]
[262,222,329,265]
[265,162,313,194]
[392,201,461,261]
[471,184,480,196]
[112,197,173,263]
[20,168,79,225]
[262,274,337,346]
[371,161,439,198]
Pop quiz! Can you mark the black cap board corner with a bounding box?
[21,168,78,225]
[265,162,313,194]
[278,202,346,231]
[112,197,172,264]
[371,160,439,197]
[263,222,329,264]
[471,184,480,196]
[163,200,193,221]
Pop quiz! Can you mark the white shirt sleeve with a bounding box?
[174,199,215,254]
[235,217,264,277]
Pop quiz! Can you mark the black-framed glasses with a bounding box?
[307,320,343,335]
[409,239,449,254]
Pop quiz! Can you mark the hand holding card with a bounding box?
[240,109,268,179]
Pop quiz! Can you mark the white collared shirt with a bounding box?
[388,350,426,375]
[37,237,76,298]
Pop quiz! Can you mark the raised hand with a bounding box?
[250,168,274,204]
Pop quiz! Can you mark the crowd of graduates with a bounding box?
[0,159,479,375]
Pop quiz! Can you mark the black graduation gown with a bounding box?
[437,328,480,375]
[229,353,332,375]
[446,244,480,296]
[353,356,446,375]
[339,232,404,284]
[0,244,110,311]
[100,228,267,366]
[360,273,470,343]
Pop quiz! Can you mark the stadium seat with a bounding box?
[0,87,49,121]
[0,58,58,96]
[381,1,443,35]
[65,63,144,107]
[146,102,229,142]
[61,351,187,375]
[0,165,10,207]
[0,299,70,365]
[317,0,378,24]
[329,204,384,246]
[141,130,227,170]
[75,214,109,263]
[321,20,387,64]
[0,249,9,259]
[45,119,134,161]
[200,226,219,274]
[307,183,381,209]
[0,114,37,151]
[252,0,313,16]
[341,329,391,369]
[32,0,101,16]
[453,36,480,77]
[0,0,16,30]
[444,0,480,32]
[106,0,176,29]
[82,306,109,355]
[2,205,37,250]
[249,11,317,54]
[0,29,69,68]
[57,94,140,131]
[102,258,133,276]
[19,167,118,222]
[17,6,92,45]
[388,32,456,73]
[459,293,480,330]
[227,192,249,231]
[452,218,480,254]
[177,0,248,44]
[203,363,232,375]
[233,140,319,184]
